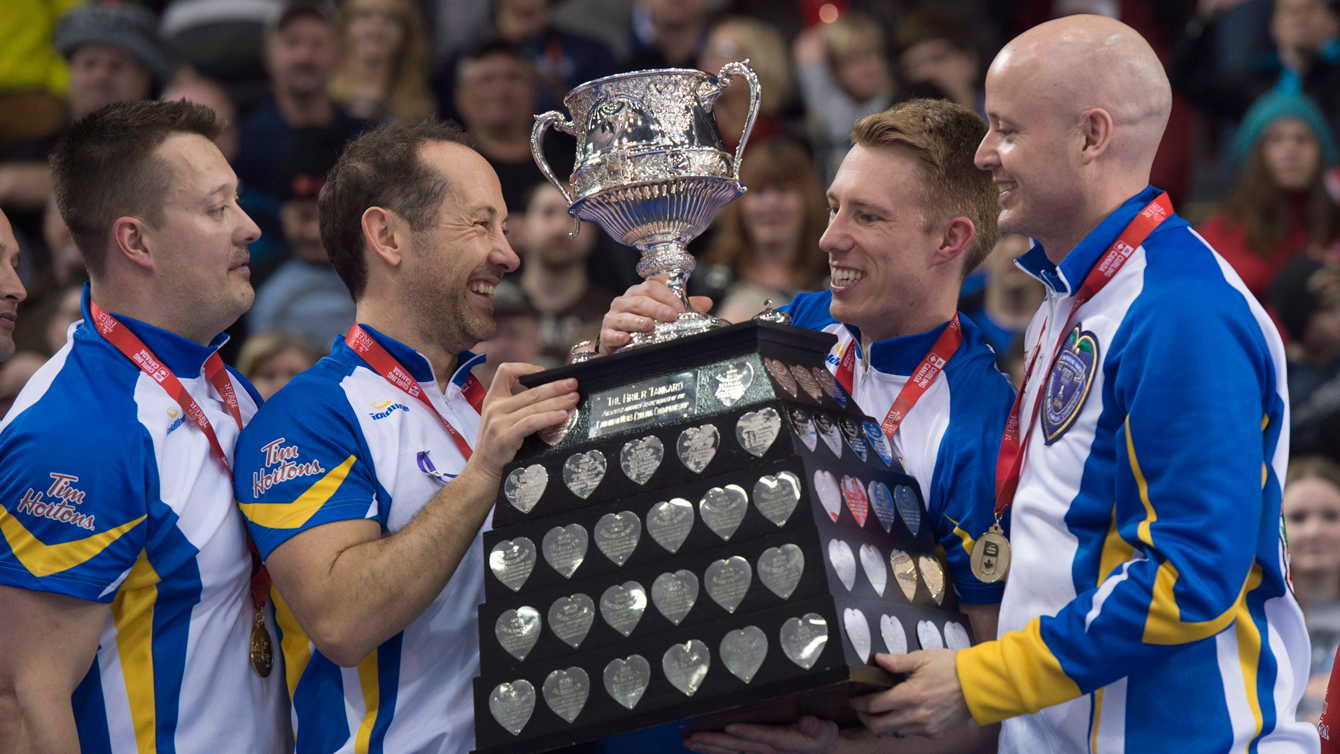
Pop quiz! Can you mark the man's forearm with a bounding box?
[0,684,81,754]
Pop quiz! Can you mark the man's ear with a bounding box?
[933,216,975,269]
[362,206,407,268]
[110,216,155,272]
[1078,107,1115,165]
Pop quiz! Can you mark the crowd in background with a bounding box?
[3,0,1340,729]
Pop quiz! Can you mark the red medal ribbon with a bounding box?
[345,324,479,460]
[834,313,964,443]
[90,301,271,611]
[993,192,1174,518]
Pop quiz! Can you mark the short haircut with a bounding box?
[851,99,999,279]
[50,99,220,277]
[318,120,477,299]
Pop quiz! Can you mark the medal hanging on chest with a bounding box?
[251,610,274,677]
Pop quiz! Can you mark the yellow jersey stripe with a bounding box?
[111,548,161,754]
[1235,566,1266,748]
[1097,506,1134,588]
[1091,687,1105,753]
[273,589,313,704]
[0,506,146,578]
[944,515,977,555]
[354,649,380,754]
[238,455,357,531]
[955,616,1083,725]
[1124,418,1157,549]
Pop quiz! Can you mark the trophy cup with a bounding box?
[471,65,974,753]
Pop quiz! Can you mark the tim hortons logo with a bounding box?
[16,473,96,530]
[252,438,326,498]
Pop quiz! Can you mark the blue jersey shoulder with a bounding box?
[783,290,840,331]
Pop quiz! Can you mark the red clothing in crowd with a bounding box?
[1323,646,1339,753]
[1196,206,1313,300]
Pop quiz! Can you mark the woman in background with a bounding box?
[1283,456,1340,724]
[237,330,324,401]
[697,16,792,151]
[328,0,435,123]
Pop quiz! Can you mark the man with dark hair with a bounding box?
[1270,257,1340,463]
[603,99,1014,754]
[895,9,984,117]
[233,120,579,753]
[0,99,289,752]
[0,210,26,363]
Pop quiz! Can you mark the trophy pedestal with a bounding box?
[474,322,973,753]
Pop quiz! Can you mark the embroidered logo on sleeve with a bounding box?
[252,438,327,498]
[16,473,96,530]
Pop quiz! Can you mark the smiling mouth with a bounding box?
[996,181,1018,194]
[468,281,497,298]
[830,266,867,287]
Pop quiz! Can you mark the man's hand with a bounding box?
[469,363,579,484]
[598,280,713,355]
[684,715,839,754]
[850,650,972,739]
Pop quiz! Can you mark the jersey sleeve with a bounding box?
[0,409,151,603]
[956,279,1276,724]
[233,377,380,560]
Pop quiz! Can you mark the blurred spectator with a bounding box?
[236,330,324,400]
[494,0,618,113]
[162,71,241,163]
[698,17,792,151]
[10,201,87,356]
[1198,92,1339,299]
[517,182,614,364]
[472,282,545,384]
[0,352,45,420]
[626,0,712,71]
[455,39,573,213]
[698,139,828,322]
[328,0,436,123]
[159,0,281,117]
[793,13,895,183]
[896,9,985,117]
[248,128,355,350]
[963,234,1045,358]
[0,0,80,148]
[1171,0,1340,139]
[1282,455,1340,723]
[1270,257,1340,462]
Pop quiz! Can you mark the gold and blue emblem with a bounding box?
[1042,325,1099,444]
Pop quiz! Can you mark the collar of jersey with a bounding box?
[79,283,229,377]
[1015,184,1183,297]
[334,323,484,389]
[841,319,953,376]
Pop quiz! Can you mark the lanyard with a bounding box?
[993,192,1174,518]
[90,302,271,613]
[345,324,481,460]
[834,313,964,442]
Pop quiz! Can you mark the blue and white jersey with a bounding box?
[0,286,289,753]
[956,186,1318,753]
[786,291,1015,605]
[234,324,488,754]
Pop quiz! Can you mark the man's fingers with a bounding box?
[509,409,578,439]
[598,327,632,355]
[873,651,921,676]
[492,378,578,413]
[856,709,918,738]
[486,362,547,400]
[605,311,658,334]
[684,732,776,754]
[689,295,714,313]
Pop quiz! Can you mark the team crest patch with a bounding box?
[1042,326,1099,444]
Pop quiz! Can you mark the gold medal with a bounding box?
[970,521,1011,584]
[250,611,273,677]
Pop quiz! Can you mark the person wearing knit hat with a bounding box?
[1197,91,1340,300]
[1269,256,1340,460]
[54,1,179,114]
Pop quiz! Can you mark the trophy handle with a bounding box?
[531,111,581,236]
[715,60,762,184]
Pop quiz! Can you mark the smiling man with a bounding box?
[233,120,579,754]
[0,210,26,363]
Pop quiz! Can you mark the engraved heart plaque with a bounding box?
[646,498,694,553]
[488,537,536,592]
[489,680,535,736]
[814,413,842,458]
[603,655,651,710]
[753,471,801,527]
[880,614,907,654]
[620,436,663,486]
[788,406,818,452]
[736,407,781,457]
[562,450,606,499]
[542,667,589,724]
[828,539,856,592]
[944,621,971,651]
[757,543,804,600]
[504,464,548,513]
[859,543,886,597]
[663,640,711,696]
[542,524,588,579]
[841,475,869,528]
[868,481,897,533]
[600,581,647,637]
[895,484,922,536]
[713,361,754,407]
[651,569,699,625]
[495,606,541,661]
[676,424,719,474]
[814,470,842,522]
[917,620,944,650]
[918,553,945,605]
[780,613,828,670]
[890,549,918,601]
[705,555,752,613]
[594,511,641,566]
[548,593,595,648]
[700,484,748,541]
[721,625,768,683]
[843,607,872,663]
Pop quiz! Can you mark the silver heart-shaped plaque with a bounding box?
[918,554,945,605]
[495,606,541,661]
[943,621,972,651]
[814,470,842,522]
[603,655,651,710]
[676,424,719,474]
[663,639,711,696]
[895,484,922,536]
[720,625,768,683]
[790,364,824,402]
[594,511,641,566]
[764,357,799,397]
[504,464,548,514]
[880,614,908,655]
[562,450,606,499]
[780,613,828,670]
[757,544,804,600]
[712,361,754,407]
[859,543,887,597]
[539,406,579,446]
[699,484,748,541]
[646,498,694,553]
[488,537,536,592]
[736,407,781,457]
[542,523,588,579]
[814,413,842,458]
[651,569,699,625]
[753,471,801,527]
[542,666,589,724]
[828,539,856,592]
[844,607,872,663]
[600,581,647,637]
[890,549,919,601]
[788,406,818,452]
[619,436,663,486]
[917,620,944,650]
[489,680,535,736]
[548,593,595,648]
[705,555,752,613]
[868,481,897,533]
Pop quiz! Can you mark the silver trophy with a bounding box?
[532,62,762,347]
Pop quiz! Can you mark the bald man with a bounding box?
[0,210,27,362]
[852,15,1320,754]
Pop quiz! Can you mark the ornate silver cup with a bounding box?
[532,62,761,347]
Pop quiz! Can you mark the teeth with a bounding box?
[468,281,496,297]
[998,182,1017,194]
[830,268,866,287]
